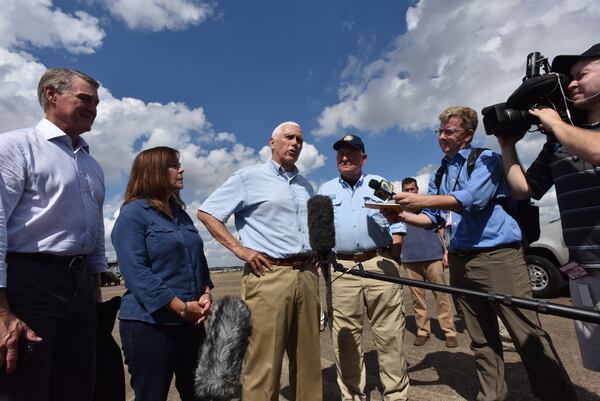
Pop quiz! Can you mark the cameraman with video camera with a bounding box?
[497,43,600,372]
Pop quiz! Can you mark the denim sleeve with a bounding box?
[450,152,502,215]
[111,205,175,314]
[199,172,246,222]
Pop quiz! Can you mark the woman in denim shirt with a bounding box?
[112,146,213,401]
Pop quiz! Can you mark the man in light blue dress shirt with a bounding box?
[0,69,106,401]
[318,134,409,401]
[387,106,575,401]
[198,122,322,401]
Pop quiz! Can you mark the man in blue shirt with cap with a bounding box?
[319,134,409,401]
[386,106,575,401]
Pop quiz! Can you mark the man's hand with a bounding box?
[381,209,407,224]
[392,192,428,211]
[497,128,527,148]
[0,311,42,373]
[529,107,563,133]
[442,250,449,269]
[234,246,273,277]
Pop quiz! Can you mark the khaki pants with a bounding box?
[403,260,456,338]
[241,262,322,401]
[449,247,576,401]
[327,254,409,401]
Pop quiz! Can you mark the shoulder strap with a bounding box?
[434,165,445,194]
[434,147,488,192]
[466,148,487,178]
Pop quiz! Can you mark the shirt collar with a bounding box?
[338,173,365,188]
[441,144,472,165]
[35,118,90,152]
[267,158,298,177]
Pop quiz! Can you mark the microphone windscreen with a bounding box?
[194,296,252,401]
[307,195,335,254]
[368,179,380,190]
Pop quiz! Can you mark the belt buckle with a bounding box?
[68,255,87,269]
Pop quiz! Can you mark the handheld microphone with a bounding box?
[307,195,335,268]
[368,178,396,201]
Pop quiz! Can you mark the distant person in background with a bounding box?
[399,177,457,348]
[0,68,106,401]
[198,121,322,401]
[112,147,213,401]
[318,134,409,401]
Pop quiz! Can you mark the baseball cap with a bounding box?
[333,134,365,152]
[552,43,600,76]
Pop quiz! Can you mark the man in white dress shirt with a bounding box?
[0,68,106,401]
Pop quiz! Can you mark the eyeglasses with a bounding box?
[436,128,465,137]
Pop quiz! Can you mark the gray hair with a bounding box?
[37,68,100,111]
[271,121,301,138]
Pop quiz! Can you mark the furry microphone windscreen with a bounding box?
[194,296,252,401]
[307,195,335,254]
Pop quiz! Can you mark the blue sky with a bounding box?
[0,0,598,267]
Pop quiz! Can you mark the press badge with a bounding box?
[559,261,589,280]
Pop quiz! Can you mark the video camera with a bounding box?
[482,52,574,136]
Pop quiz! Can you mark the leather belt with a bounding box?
[450,243,520,257]
[7,252,88,269]
[265,254,313,268]
[336,247,388,262]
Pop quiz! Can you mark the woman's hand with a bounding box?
[196,293,213,324]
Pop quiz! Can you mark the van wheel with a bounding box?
[526,255,564,298]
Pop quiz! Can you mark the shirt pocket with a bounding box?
[363,196,389,228]
[146,223,180,262]
[331,198,343,228]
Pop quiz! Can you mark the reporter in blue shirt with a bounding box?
[386,107,575,401]
[112,146,213,401]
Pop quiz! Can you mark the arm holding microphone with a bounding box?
[368,177,460,227]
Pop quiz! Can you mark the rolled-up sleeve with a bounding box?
[449,152,502,215]
[111,206,175,314]
[390,221,407,234]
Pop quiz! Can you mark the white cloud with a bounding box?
[0,46,327,268]
[0,0,104,54]
[315,0,599,138]
[105,0,213,31]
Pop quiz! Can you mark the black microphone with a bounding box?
[368,178,396,201]
[307,195,335,268]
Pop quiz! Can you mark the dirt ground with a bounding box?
[102,270,600,401]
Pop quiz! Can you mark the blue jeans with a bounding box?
[120,320,205,401]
